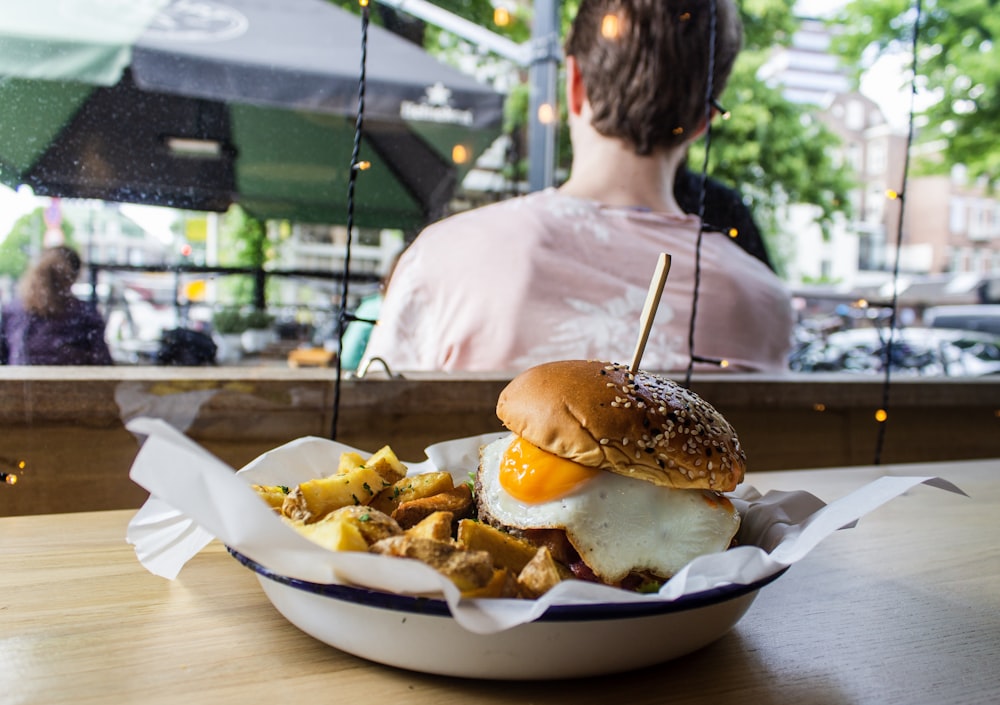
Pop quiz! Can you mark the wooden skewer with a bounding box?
[630,253,672,374]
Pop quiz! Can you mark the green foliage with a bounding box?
[0,210,39,279]
[212,306,249,334]
[243,308,275,329]
[831,0,1000,187]
[0,208,78,280]
[216,205,268,306]
[211,305,274,333]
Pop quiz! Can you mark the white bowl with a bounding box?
[228,548,786,680]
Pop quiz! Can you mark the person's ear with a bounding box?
[565,55,586,116]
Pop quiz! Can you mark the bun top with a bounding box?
[496,360,746,492]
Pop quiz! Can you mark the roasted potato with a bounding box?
[289,514,368,552]
[370,535,494,593]
[369,471,455,515]
[391,484,473,529]
[364,445,408,484]
[337,451,367,473]
[517,546,572,598]
[251,483,291,510]
[405,511,455,541]
[461,567,519,599]
[456,519,538,574]
[282,464,388,523]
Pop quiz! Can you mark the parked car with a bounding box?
[923,304,1000,335]
[789,326,1000,376]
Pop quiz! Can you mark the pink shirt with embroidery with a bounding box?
[362,189,794,374]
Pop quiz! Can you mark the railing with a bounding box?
[84,261,381,312]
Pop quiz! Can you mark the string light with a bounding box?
[728,227,738,238]
[537,103,556,125]
[1,472,17,486]
[875,409,888,423]
[333,0,370,441]
[494,7,511,27]
[885,189,900,200]
[690,354,728,368]
[601,14,620,39]
[813,403,827,412]
[451,144,469,164]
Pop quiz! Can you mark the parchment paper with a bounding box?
[125,416,965,634]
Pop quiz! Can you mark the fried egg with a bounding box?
[478,434,741,583]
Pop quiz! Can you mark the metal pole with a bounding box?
[527,0,561,192]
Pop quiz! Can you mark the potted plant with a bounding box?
[212,307,249,363]
[240,308,276,354]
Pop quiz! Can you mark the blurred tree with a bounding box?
[0,208,77,281]
[831,0,999,188]
[217,205,269,309]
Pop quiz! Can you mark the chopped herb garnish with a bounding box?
[278,485,290,494]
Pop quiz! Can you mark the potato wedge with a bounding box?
[461,567,519,599]
[517,546,572,599]
[337,451,367,474]
[323,505,402,545]
[282,465,388,523]
[364,445,408,484]
[369,471,454,515]
[405,510,454,541]
[251,483,291,510]
[456,519,538,574]
[371,535,494,592]
[290,514,368,552]
[391,484,472,529]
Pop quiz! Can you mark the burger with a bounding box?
[476,359,746,590]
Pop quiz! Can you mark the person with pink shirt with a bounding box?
[361,0,793,374]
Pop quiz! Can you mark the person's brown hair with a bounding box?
[19,246,82,317]
[564,0,743,155]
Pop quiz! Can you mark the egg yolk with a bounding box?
[499,437,601,504]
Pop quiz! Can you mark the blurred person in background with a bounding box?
[0,245,113,365]
[362,0,793,374]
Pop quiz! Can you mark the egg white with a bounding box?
[478,434,741,582]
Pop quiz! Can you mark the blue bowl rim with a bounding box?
[227,546,788,622]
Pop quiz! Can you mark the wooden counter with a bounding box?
[2,458,997,704]
[1,366,998,515]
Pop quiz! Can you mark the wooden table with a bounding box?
[2,459,998,704]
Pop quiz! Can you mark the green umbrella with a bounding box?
[0,0,505,230]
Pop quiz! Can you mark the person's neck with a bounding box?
[558,135,687,215]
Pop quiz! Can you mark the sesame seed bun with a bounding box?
[495,360,746,492]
